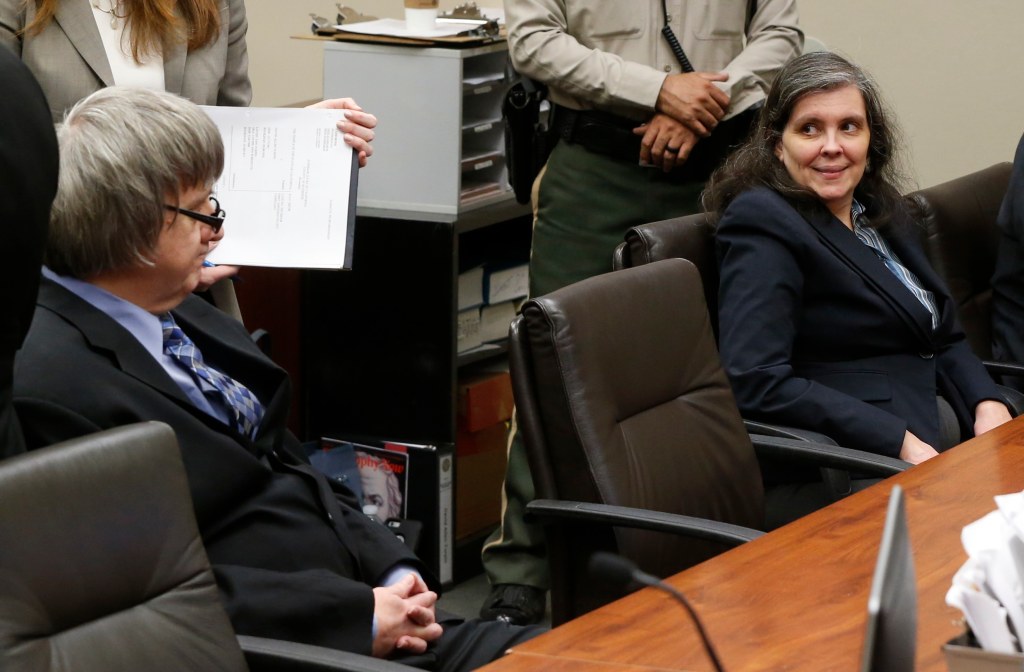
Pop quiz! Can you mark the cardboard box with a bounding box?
[457,370,513,433]
[455,421,509,540]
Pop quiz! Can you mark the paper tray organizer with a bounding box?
[944,633,1024,671]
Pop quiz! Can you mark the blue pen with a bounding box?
[202,259,240,282]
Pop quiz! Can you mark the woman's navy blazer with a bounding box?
[716,187,1000,457]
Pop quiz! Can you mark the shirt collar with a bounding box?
[851,199,867,228]
[42,266,165,360]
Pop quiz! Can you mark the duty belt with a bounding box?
[551,105,642,164]
[551,103,758,180]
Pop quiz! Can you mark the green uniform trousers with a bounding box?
[481,140,706,588]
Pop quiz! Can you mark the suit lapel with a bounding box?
[168,298,366,560]
[39,280,288,448]
[54,1,114,86]
[886,229,957,331]
[37,280,195,404]
[172,295,291,443]
[802,206,935,345]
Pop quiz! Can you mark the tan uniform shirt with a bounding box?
[506,0,802,121]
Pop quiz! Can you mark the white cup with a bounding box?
[405,7,438,32]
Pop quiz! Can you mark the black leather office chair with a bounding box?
[0,421,411,672]
[909,163,1011,360]
[613,214,890,493]
[907,163,1024,404]
[512,259,905,624]
[612,211,719,335]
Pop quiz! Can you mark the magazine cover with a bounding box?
[314,436,454,584]
[354,444,409,520]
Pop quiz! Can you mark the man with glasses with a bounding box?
[10,86,540,671]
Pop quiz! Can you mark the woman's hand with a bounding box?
[307,98,377,168]
[974,399,1013,437]
[899,430,938,464]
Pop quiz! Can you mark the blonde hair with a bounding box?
[23,0,221,63]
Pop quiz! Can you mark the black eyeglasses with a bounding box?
[164,196,226,233]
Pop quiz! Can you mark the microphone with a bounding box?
[589,552,725,672]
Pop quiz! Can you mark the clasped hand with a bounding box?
[633,113,698,172]
[636,71,730,171]
[656,71,730,137]
[372,572,443,658]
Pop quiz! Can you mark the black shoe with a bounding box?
[479,583,546,625]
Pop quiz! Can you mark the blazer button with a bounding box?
[919,352,935,359]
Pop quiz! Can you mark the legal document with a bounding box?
[201,106,357,269]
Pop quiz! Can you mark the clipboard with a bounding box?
[295,28,504,48]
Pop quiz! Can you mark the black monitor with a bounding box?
[860,485,916,672]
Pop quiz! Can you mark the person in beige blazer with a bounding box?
[0,0,251,121]
[2,0,376,289]
[0,0,375,165]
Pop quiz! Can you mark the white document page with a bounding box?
[201,106,357,269]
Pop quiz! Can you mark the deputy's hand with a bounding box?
[634,113,698,172]
[307,97,377,168]
[899,430,938,464]
[974,399,1013,436]
[656,72,730,137]
[371,573,442,658]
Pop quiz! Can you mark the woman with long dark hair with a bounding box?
[705,52,1011,466]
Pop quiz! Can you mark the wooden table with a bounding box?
[481,415,1024,671]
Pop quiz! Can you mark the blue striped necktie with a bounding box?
[160,313,265,437]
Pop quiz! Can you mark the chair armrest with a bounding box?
[250,328,273,357]
[750,434,908,477]
[524,499,763,547]
[238,635,415,672]
[994,383,1024,418]
[983,359,1024,379]
[743,420,837,445]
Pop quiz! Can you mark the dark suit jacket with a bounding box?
[716,187,1000,458]
[0,0,251,121]
[0,49,57,456]
[11,279,432,655]
[992,132,1024,379]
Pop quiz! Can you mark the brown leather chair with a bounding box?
[908,163,1011,361]
[612,212,719,335]
[0,421,410,672]
[512,259,905,624]
[905,164,1024,406]
[613,214,880,488]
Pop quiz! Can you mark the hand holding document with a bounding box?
[946,492,1024,654]
[201,106,358,270]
